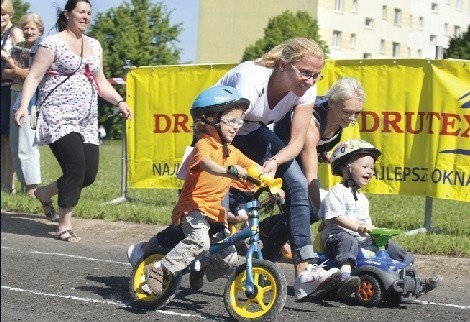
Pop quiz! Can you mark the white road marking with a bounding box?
[1,286,212,320]
[412,299,469,310]
[2,246,469,312]
[2,285,129,307]
[1,246,225,321]
[1,245,129,265]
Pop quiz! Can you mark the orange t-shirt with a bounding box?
[172,133,258,226]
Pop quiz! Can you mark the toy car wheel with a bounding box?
[356,274,383,307]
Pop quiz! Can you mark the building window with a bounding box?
[392,42,400,57]
[335,0,343,12]
[333,30,342,48]
[379,39,385,54]
[352,0,358,12]
[365,17,374,29]
[382,5,387,20]
[407,47,411,57]
[363,53,372,59]
[350,33,356,48]
[431,2,439,13]
[419,17,424,30]
[418,49,422,58]
[430,34,437,44]
[456,0,463,10]
[454,26,461,38]
[443,23,448,36]
[409,15,413,31]
[394,8,402,26]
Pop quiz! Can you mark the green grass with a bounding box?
[1,140,178,226]
[2,140,469,257]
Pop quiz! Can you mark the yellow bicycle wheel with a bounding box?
[224,259,287,321]
[130,251,182,309]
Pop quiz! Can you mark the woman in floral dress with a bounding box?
[14,0,131,242]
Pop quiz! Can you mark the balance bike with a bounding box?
[130,166,288,321]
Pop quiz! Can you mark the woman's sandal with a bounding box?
[56,229,81,242]
[34,191,59,222]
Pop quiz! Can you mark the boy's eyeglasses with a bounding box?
[290,64,323,81]
[220,118,244,127]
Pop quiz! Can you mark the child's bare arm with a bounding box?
[331,216,374,236]
[199,158,246,178]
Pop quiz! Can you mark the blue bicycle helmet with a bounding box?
[190,86,250,121]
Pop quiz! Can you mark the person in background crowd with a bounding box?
[216,37,341,301]
[8,13,44,199]
[1,0,23,194]
[14,0,131,242]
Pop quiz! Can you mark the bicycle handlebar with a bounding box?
[227,165,283,194]
[227,165,258,184]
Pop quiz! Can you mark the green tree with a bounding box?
[89,0,182,138]
[241,10,329,62]
[11,0,29,25]
[444,25,470,60]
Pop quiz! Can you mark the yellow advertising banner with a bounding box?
[126,60,470,202]
[126,64,236,189]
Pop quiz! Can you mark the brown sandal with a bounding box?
[55,229,81,242]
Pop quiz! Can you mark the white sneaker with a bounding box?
[127,242,144,268]
[294,263,342,301]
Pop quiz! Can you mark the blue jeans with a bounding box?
[10,90,41,185]
[232,125,315,262]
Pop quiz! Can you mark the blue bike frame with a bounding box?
[207,199,263,296]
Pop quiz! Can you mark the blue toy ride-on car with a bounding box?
[315,228,440,307]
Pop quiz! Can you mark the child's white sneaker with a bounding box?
[127,242,144,268]
[294,263,342,301]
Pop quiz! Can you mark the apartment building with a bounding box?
[196,0,469,63]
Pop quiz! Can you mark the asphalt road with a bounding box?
[1,211,469,322]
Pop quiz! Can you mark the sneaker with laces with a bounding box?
[294,263,342,301]
[336,276,361,299]
[127,242,144,268]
